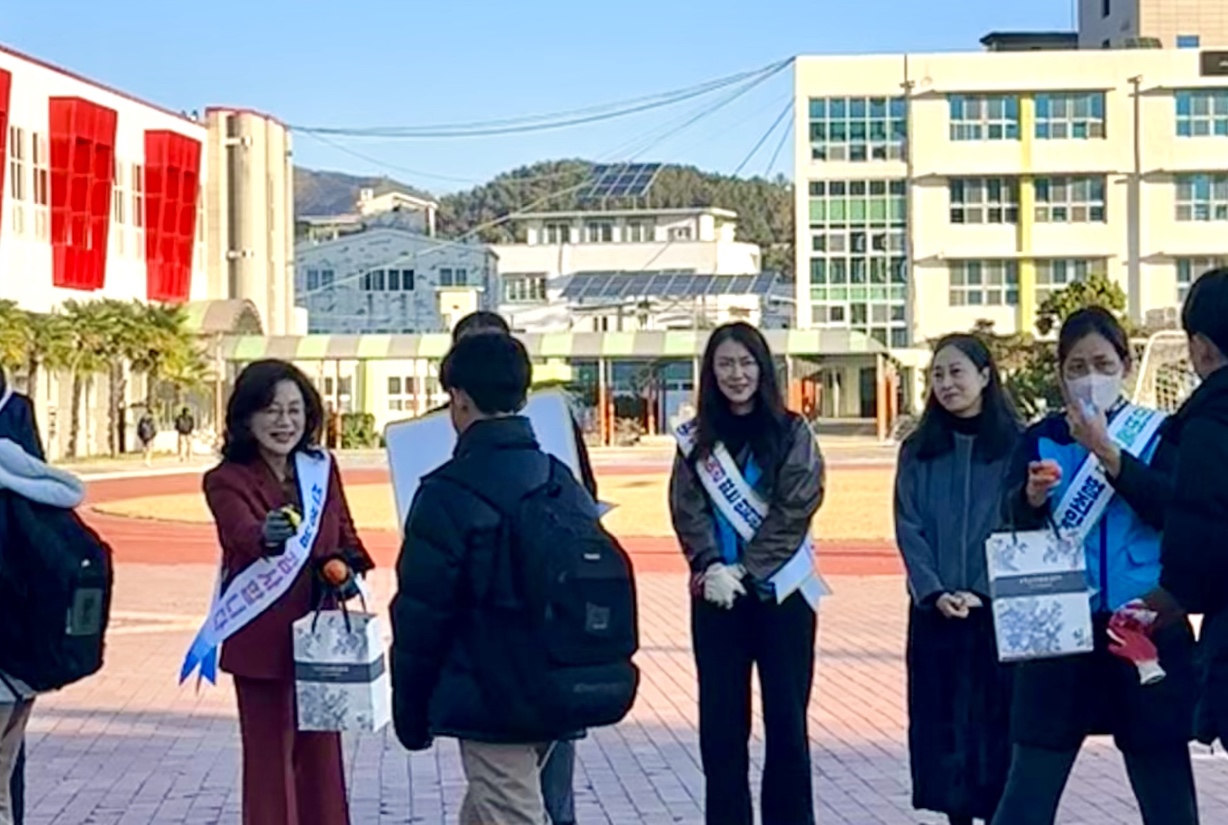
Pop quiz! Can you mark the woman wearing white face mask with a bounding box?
[991,308,1199,825]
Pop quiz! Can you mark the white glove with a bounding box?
[703,563,747,609]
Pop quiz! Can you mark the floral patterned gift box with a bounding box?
[985,528,1094,662]
[293,610,391,732]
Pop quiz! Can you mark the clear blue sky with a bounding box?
[4,0,1075,194]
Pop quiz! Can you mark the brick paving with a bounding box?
[19,466,1228,823]
[22,563,1228,825]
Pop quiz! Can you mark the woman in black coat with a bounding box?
[895,335,1021,825]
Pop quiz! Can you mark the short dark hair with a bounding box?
[441,333,530,415]
[452,311,510,343]
[1058,307,1131,367]
[910,334,1020,461]
[221,360,323,464]
[1183,268,1228,358]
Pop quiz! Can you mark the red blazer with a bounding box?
[203,453,373,680]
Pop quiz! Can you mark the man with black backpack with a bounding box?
[390,332,638,825]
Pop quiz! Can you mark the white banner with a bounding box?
[674,418,829,609]
[384,390,588,530]
[180,450,332,685]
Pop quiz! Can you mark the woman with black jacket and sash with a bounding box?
[669,322,826,825]
[895,334,1021,825]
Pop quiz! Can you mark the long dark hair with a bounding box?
[221,360,324,464]
[693,322,791,479]
[910,334,1020,461]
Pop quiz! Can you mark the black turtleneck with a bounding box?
[948,410,983,437]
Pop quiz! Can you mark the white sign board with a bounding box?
[384,390,584,531]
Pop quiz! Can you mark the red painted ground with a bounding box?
[81,468,903,576]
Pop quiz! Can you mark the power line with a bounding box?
[763,113,793,179]
[292,60,792,139]
[295,60,792,302]
[731,101,792,179]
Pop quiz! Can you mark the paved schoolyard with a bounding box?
[18,465,1228,824]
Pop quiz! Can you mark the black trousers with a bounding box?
[10,745,21,825]
[692,591,816,825]
[990,742,1199,825]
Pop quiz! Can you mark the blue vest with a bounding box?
[1029,411,1164,612]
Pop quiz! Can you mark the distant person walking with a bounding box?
[137,410,157,467]
[895,334,1021,825]
[670,322,826,825]
[175,407,196,462]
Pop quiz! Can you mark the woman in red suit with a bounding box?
[204,359,373,825]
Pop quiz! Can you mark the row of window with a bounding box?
[539,221,691,245]
[943,257,1226,307]
[807,89,1228,161]
[504,274,548,304]
[7,126,205,264]
[946,259,1105,307]
[808,175,1228,228]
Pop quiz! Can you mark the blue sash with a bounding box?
[674,419,829,610]
[180,450,332,685]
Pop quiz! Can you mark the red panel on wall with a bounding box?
[49,97,117,291]
[143,130,201,303]
[0,70,12,244]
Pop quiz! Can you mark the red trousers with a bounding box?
[234,677,350,825]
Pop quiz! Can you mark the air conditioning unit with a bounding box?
[1124,37,1163,49]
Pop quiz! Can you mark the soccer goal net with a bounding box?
[1132,331,1199,413]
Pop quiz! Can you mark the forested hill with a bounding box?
[293,160,795,275]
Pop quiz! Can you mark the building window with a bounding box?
[1177,257,1228,302]
[387,376,418,412]
[808,96,907,162]
[306,269,321,291]
[624,221,652,243]
[439,268,468,287]
[1036,259,1107,302]
[321,269,335,287]
[111,161,126,255]
[543,222,570,244]
[1034,176,1107,223]
[1175,174,1228,221]
[807,179,908,347]
[949,95,1020,141]
[949,260,1019,306]
[7,126,25,202]
[30,132,48,240]
[132,163,145,260]
[668,226,693,241]
[584,221,614,243]
[1035,93,1106,139]
[1175,90,1228,137]
[132,163,145,228]
[1177,35,1201,49]
[360,269,387,291]
[1102,0,1110,17]
[949,177,1020,224]
[504,274,547,304]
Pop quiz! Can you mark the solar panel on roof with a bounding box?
[579,163,662,200]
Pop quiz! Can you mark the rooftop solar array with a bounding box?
[580,163,662,200]
[560,270,779,301]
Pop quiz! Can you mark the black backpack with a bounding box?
[138,417,156,442]
[441,455,640,739]
[0,490,114,692]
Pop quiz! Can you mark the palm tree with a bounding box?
[0,300,30,375]
[23,310,74,413]
[61,300,112,459]
[86,299,145,456]
[131,302,206,410]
